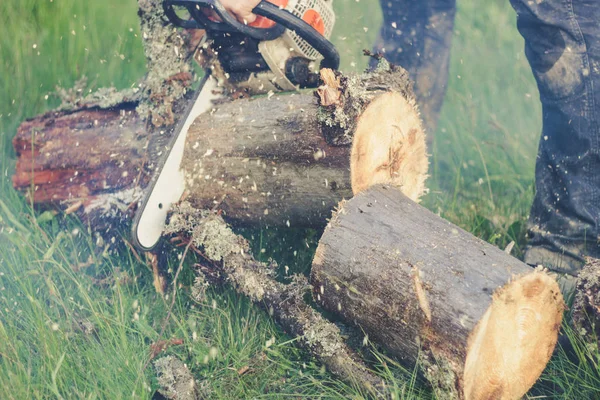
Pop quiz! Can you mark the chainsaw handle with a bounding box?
[163,0,340,70]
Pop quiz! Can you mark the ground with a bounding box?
[1,0,599,399]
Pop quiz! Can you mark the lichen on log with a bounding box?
[317,58,417,146]
[163,202,384,395]
[154,355,201,400]
[135,0,197,127]
[52,0,198,125]
[572,257,600,353]
[54,76,144,112]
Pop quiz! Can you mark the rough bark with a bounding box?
[14,61,426,232]
[180,63,427,228]
[163,202,384,395]
[180,92,353,228]
[572,257,600,353]
[154,355,201,400]
[311,184,564,399]
[12,106,147,228]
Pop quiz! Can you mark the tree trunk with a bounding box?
[11,96,351,229]
[310,184,565,399]
[13,63,427,231]
[12,105,148,229]
[179,92,353,228]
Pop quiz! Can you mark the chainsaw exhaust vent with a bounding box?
[285,0,335,60]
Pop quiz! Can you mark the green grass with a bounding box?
[427,0,543,255]
[1,0,600,398]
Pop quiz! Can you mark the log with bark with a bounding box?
[11,0,198,231]
[179,91,355,229]
[310,184,565,399]
[12,104,148,230]
[12,62,427,231]
[179,65,427,228]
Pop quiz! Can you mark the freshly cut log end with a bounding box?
[463,271,564,400]
[311,185,565,399]
[316,61,418,147]
[350,92,428,202]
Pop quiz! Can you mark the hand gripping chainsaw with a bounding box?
[131,0,340,251]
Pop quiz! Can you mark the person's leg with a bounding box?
[509,0,600,276]
[372,0,457,141]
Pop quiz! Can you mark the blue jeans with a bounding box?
[373,0,600,275]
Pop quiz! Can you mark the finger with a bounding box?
[236,11,257,24]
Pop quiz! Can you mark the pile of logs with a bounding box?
[10,1,570,398]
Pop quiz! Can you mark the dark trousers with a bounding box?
[373,0,600,275]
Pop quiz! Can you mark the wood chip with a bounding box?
[316,68,342,106]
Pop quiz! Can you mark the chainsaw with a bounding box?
[131,0,339,251]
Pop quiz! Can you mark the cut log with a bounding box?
[179,64,427,228]
[11,96,347,229]
[13,64,427,230]
[310,184,565,399]
[179,92,353,228]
